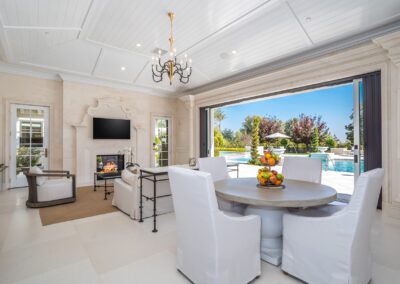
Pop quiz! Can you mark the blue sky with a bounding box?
[219,84,353,142]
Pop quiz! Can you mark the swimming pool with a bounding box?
[219,151,363,173]
[219,151,251,163]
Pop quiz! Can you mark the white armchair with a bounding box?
[282,156,322,183]
[282,168,384,284]
[168,167,261,284]
[25,166,76,208]
[198,157,244,214]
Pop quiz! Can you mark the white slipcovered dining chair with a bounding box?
[282,156,322,183]
[168,167,261,284]
[198,157,244,214]
[282,168,384,284]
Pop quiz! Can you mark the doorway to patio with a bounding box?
[200,72,381,200]
[9,104,49,188]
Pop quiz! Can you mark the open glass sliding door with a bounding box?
[152,116,171,167]
[353,79,364,186]
[9,104,49,188]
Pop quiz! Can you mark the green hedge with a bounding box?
[215,147,247,153]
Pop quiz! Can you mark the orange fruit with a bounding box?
[267,158,276,166]
[275,180,282,186]
[265,153,272,159]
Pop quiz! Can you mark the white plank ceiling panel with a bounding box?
[0,0,399,95]
[190,1,311,80]
[86,0,270,55]
[23,40,101,75]
[93,48,149,83]
[6,29,78,61]
[0,0,92,28]
[288,0,400,44]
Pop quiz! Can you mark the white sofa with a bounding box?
[112,169,174,219]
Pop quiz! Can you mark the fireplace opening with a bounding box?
[96,154,124,178]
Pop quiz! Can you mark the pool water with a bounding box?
[323,159,364,173]
[219,151,364,173]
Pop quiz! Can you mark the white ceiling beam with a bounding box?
[284,1,314,45]
[133,61,150,83]
[91,47,103,75]
[2,25,81,31]
[84,38,150,59]
[0,17,13,62]
[78,0,110,40]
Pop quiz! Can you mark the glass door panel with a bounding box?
[152,117,171,167]
[353,79,364,186]
[10,104,49,188]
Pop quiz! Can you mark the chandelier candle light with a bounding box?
[151,12,192,85]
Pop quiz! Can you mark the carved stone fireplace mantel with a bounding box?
[72,97,141,186]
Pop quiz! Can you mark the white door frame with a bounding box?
[151,115,172,167]
[9,104,49,188]
[353,79,362,187]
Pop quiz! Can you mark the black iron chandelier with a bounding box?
[151,12,192,85]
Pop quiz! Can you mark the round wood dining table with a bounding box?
[214,177,337,266]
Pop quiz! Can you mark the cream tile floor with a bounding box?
[1,188,400,284]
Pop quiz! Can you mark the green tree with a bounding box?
[221,128,234,143]
[280,138,289,148]
[213,108,225,130]
[344,112,354,144]
[214,128,225,148]
[240,115,260,135]
[249,117,260,164]
[324,135,337,148]
[311,127,319,152]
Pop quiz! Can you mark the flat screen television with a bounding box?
[93,117,131,139]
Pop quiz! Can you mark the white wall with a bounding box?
[0,73,191,187]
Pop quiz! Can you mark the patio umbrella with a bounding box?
[265,132,290,139]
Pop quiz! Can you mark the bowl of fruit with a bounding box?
[256,151,285,189]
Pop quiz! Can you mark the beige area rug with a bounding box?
[39,186,117,226]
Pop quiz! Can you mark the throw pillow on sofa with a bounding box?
[121,169,138,187]
[29,166,47,186]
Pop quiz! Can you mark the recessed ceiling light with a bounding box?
[136,43,141,47]
[121,66,126,71]
[231,50,237,54]
[305,17,312,22]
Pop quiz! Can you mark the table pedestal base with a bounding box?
[245,205,287,266]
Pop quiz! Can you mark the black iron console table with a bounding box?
[138,162,240,233]
[138,167,174,233]
[93,172,121,200]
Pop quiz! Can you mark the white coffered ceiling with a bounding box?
[0,0,399,96]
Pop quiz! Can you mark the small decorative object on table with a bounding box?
[257,150,285,189]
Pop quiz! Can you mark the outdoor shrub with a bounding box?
[311,127,319,152]
[250,117,260,164]
[280,138,288,148]
[215,147,246,152]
